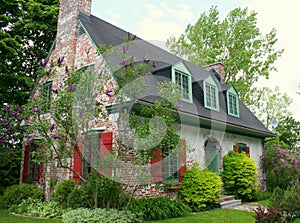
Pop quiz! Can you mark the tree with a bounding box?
[0,105,25,193]
[249,86,292,129]
[273,116,300,150]
[0,0,59,106]
[167,6,283,104]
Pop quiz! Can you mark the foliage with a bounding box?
[1,184,43,207]
[0,105,25,194]
[0,0,59,106]
[50,180,77,208]
[167,6,283,104]
[180,165,222,211]
[253,206,286,223]
[262,145,300,191]
[61,208,143,223]
[128,197,191,221]
[249,86,292,130]
[273,117,300,150]
[253,190,271,202]
[270,184,300,222]
[9,198,67,219]
[222,151,258,201]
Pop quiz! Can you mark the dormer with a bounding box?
[203,75,219,111]
[171,62,192,103]
[226,86,239,118]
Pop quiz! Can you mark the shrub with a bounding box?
[180,165,222,211]
[253,190,271,201]
[67,186,92,209]
[9,197,68,218]
[50,179,77,207]
[262,145,300,191]
[1,183,43,207]
[221,151,258,201]
[128,197,191,221]
[253,206,286,223]
[62,208,143,223]
[270,183,300,222]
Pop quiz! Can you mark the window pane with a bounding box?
[175,70,190,101]
[205,83,217,109]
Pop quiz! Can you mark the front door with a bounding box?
[205,139,220,174]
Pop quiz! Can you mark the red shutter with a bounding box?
[178,140,187,182]
[151,149,162,183]
[73,141,82,184]
[246,146,250,157]
[100,132,113,176]
[22,145,30,183]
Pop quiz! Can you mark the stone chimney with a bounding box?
[53,0,92,66]
[203,62,225,81]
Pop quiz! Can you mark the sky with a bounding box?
[91,0,300,121]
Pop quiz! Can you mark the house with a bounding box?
[20,0,274,199]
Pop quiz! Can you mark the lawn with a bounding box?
[151,209,255,223]
[0,209,62,223]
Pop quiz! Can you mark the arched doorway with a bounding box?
[205,138,221,174]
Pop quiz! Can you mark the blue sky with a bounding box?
[91,0,300,120]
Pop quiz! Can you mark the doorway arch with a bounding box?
[204,138,221,174]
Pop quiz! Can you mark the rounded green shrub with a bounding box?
[180,165,222,211]
[221,151,258,201]
[128,197,191,221]
[50,179,77,207]
[1,183,43,207]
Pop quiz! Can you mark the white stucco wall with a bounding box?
[179,124,264,186]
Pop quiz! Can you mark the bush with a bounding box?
[62,208,143,223]
[1,183,43,207]
[262,145,300,191]
[253,190,271,201]
[270,183,300,222]
[9,197,68,219]
[50,179,77,207]
[221,151,258,201]
[180,165,222,211]
[253,206,286,223]
[67,186,92,209]
[128,197,191,221]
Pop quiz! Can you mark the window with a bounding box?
[172,62,192,103]
[175,70,190,101]
[82,132,100,178]
[203,76,219,111]
[226,87,239,117]
[233,143,250,157]
[78,22,86,36]
[41,81,52,112]
[162,149,179,182]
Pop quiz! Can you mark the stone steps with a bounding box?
[219,195,242,209]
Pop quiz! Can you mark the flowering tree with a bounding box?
[23,34,182,208]
[262,145,300,191]
[0,105,25,193]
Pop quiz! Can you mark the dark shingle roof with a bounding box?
[79,13,274,138]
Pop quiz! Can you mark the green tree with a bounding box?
[167,6,283,104]
[249,86,292,129]
[274,116,300,149]
[0,0,59,106]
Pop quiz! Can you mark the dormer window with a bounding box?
[227,87,239,118]
[172,62,192,103]
[203,76,219,111]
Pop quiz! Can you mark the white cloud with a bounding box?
[144,4,164,19]
[106,9,120,20]
[134,18,184,41]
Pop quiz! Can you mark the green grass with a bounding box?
[150,209,255,223]
[0,209,62,223]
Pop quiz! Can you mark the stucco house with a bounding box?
[20,0,274,198]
